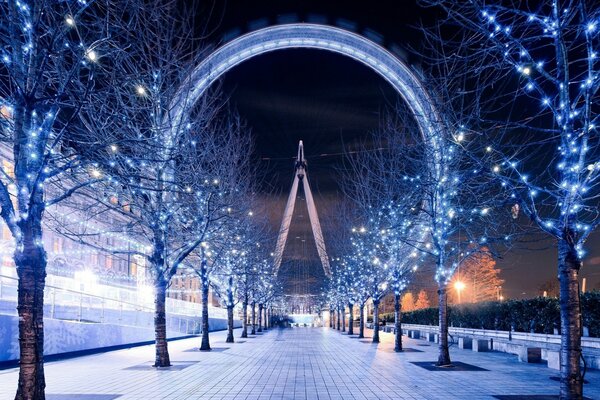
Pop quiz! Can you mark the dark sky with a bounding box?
[202,0,600,299]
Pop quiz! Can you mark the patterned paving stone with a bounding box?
[0,327,598,399]
[46,396,121,400]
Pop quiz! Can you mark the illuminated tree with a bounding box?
[236,252,270,336]
[0,1,131,397]
[210,214,268,343]
[401,293,416,312]
[449,250,504,303]
[323,202,361,335]
[415,290,431,310]
[421,1,599,395]
[211,207,272,343]
[342,103,510,364]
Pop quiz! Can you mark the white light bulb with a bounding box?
[86,49,97,62]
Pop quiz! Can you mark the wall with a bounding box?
[0,313,240,363]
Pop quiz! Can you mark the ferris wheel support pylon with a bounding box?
[273,141,332,278]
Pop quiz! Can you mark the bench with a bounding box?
[458,337,472,350]
[409,330,421,339]
[472,339,489,352]
[518,346,542,363]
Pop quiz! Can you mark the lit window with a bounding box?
[2,160,14,179]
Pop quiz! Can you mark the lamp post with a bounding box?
[454,281,465,304]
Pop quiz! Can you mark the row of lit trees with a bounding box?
[325,1,599,398]
[0,1,283,399]
[327,100,508,360]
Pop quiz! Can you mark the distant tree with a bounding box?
[415,290,431,309]
[449,250,504,303]
[539,279,560,298]
[401,292,416,312]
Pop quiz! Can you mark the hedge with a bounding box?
[376,291,600,338]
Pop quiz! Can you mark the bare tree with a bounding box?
[54,0,234,368]
[401,293,416,312]
[0,1,129,397]
[420,1,600,396]
[449,249,504,303]
[415,290,431,309]
[342,102,512,364]
[210,204,272,343]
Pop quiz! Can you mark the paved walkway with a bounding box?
[0,327,598,399]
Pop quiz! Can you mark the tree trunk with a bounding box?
[241,300,248,338]
[15,221,47,400]
[394,293,403,352]
[558,239,583,399]
[373,299,380,343]
[226,277,234,343]
[329,307,333,328]
[263,306,267,330]
[358,303,365,338]
[348,303,354,335]
[258,303,263,332]
[153,279,171,367]
[342,307,346,332]
[200,260,211,351]
[336,308,341,330]
[437,283,451,366]
[251,302,256,335]
[226,306,234,343]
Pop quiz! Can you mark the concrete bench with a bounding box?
[545,349,600,371]
[584,352,600,370]
[518,346,542,363]
[472,339,489,352]
[409,330,420,339]
[458,337,472,350]
[546,350,560,370]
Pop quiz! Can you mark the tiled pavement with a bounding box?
[0,327,598,399]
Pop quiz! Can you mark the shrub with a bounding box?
[384,291,599,337]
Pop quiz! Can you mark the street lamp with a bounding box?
[454,280,465,304]
[496,285,503,301]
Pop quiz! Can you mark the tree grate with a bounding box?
[123,361,197,371]
[410,361,489,371]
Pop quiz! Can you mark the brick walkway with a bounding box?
[0,327,598,399]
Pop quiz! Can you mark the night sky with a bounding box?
[201,0,600,298]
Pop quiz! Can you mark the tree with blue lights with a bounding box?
[381,222,423,352]
[349,224,390,343]
[55,1,252,366]
[210,205,270,343]
[343,106,507,364]
[422,1,600,396]
[0,1,130,397]
[236,242,272,338]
